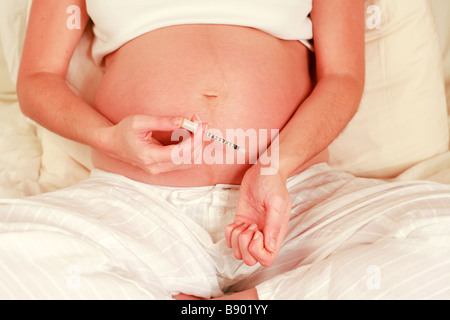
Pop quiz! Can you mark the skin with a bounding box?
[226,0,366,270]
[17,0,365,300]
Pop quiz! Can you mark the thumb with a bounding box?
[263,195,288,253]
[137,115,184,132]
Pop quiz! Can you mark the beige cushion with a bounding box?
[328,0,449,178]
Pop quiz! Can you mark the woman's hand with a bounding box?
[101,114,204,175]
[225,165,291,267]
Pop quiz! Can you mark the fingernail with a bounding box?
[172,117,183,126]
[268,240,277,253]
[253,232,261,240]
[194,114,202,122]
[248,224,258,231]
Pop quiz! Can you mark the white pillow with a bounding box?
[0,47,15,95]
[0,0,99,190]
[328,0,449,178]
[0,0,30,84]
[430,0,450,115]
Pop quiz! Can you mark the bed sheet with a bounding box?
[393,0,450,185]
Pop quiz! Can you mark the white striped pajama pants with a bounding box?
[1,164,450,299]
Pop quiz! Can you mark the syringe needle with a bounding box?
[181,119,246,153]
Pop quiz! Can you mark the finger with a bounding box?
[231,223,249,260]
[249,231,276,268]
[191,113,202,123]
[178,121,206,164]
[140,141,195,171]
[263,195,288,253]
[239,224,259,266]
[140,115,184,132]
[173,118,207,149]
[147,143,182,164]
[150,131,202,164]
[225,221,245,248]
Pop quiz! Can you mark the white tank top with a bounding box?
[86,0,313,66]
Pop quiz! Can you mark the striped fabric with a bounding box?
[0,164,449,299]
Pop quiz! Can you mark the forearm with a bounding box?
[274,73,364,179]
[17,72,113,151]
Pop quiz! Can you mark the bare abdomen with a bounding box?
[92,24,315,186]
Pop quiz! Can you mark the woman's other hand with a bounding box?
[225,164,291,267]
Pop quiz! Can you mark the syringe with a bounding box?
[182,119,246,154]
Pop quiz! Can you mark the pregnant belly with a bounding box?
[92,24,314,186]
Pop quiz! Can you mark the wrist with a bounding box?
[255,142,307,180]
[252,151,297,181]
[93,124,116,155]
